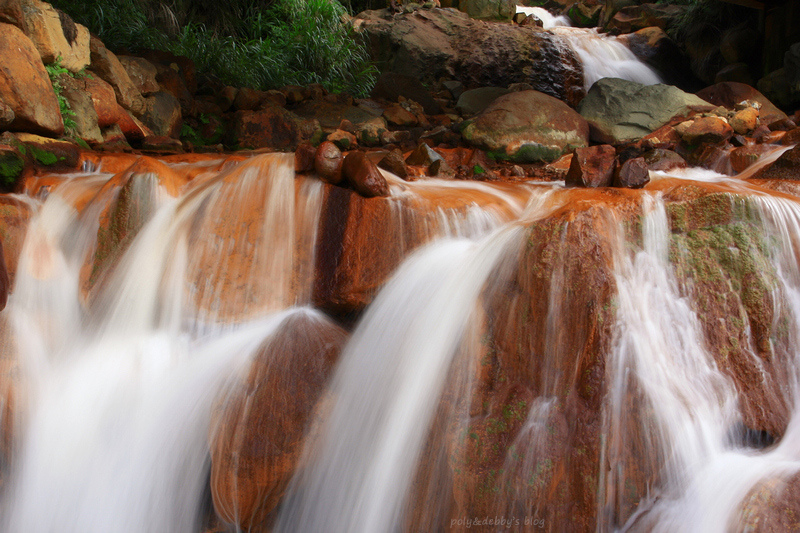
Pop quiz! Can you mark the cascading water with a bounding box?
[516,6,662,90]
[6,142,800,532]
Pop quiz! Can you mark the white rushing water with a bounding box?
[8,144,800,532]
[605,192,800,532]
[516,6,662,90]
[0,154,331,532]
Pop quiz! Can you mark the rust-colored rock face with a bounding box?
[565,144,616,187]
[231,107,320,151]
[0,22,63,136]
[89,36,145,116]
[13,150,800,533]
[341,151,389,198]
[210,311,348,531]
[20,0,90,72]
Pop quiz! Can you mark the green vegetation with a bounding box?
[0,151,24,190]
[44,57,78,136]
[51,0,378,96]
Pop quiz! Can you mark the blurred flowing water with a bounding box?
[2,153,800,532]
[516,5,662,90]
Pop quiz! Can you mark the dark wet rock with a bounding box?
[370,72,441,115]
[568,1,602,27]
[604,3,683,35]
[613,157,650,188]
[768,118,797,132]
[314,141,343,184]
[623,27,699,90]
[641,148,686,171]
[293,99,382,133]
[354,8,584,107]
[405,143,443,167]
[378,149,409,179]
[231,106,320,151]
[294,142,316,173]
[139,91,182,138]
[118,56,159,96]
[565,144,616,188]
[428,157,454,177]
[342,151,390,197]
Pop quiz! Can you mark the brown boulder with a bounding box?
[0,0,23,26]
[342,151,389,198]
[613,157,650,188]
[82,74,123,128]
[233,87,269,111]
[20,0,90,72]
[231,107,320,151]
[675,116,733,145]
[58,74,102,144]
[210,311,348,531]
[565,145,616,188]
[139,91,182,138]
[117,56,160,96]
[641,148,686,171]
[0,23,63,135]
[326,129,357,151]
[604,3,683,34]
[730,107,759,135]
[140,49,197,95]
[294,142,316,173]
[154,67,193,114]
[116,108,152,143]
[378,149,409,179]
[89,36,145,116]
[624,26,697,89]
[382,103,418,127]
[314,141,343,184]
[696,82,788,126]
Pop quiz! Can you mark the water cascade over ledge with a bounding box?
[516,6,662,90]
[3,149,800,531]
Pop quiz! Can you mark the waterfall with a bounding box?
[6,144,800,531]
[516,6,662,90]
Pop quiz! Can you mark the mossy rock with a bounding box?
[0,147,24,191]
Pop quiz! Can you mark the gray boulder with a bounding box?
[578,78,708,144]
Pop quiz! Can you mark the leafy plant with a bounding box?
[45,57,78,136]
[51,0,378,97]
